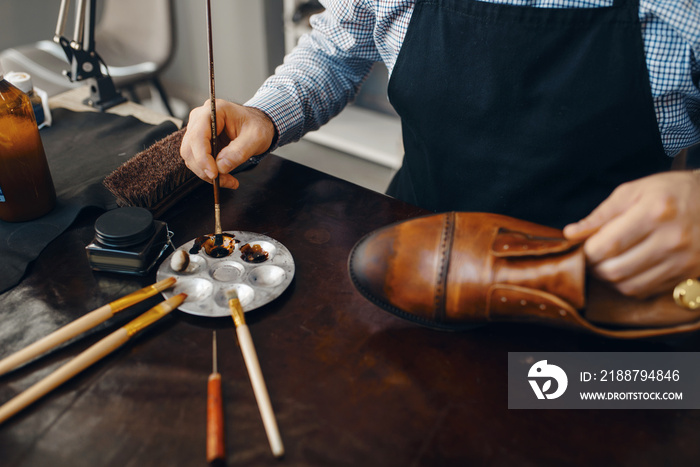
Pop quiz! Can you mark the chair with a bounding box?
[0,0,176,115]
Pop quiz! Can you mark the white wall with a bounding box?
[0,0,59,50]
[166,0,277,106]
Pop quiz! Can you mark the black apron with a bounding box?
[387,0,670,228]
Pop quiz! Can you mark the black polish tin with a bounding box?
[85,207,170,275]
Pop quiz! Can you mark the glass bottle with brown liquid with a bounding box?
[0,75,56,222]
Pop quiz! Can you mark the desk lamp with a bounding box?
[54,0,126,110]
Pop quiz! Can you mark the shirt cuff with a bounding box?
[245,86,306,151]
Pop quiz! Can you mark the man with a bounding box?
[181,0,700,299]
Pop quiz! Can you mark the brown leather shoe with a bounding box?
[348,212,700,338]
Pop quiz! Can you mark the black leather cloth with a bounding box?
[0,107,178,293]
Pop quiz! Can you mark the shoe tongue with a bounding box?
[488,226,585,310]
[491,228,579,257]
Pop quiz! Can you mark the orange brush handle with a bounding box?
[206,373,225,462]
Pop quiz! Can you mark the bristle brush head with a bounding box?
[225,288,239,302]
[102,128,202,217]
[226,288,245,326]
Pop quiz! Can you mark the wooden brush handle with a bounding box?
[0,277,176,377]
[206,373,225,462]
[0,328,129,424]
[0,304,114,377]
[0,294,185,425]
[236,324,284,458]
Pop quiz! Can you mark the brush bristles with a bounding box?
[103,128,198,211]
[226,289,246,327]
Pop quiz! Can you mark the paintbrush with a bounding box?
[0,293,187,425]
[205,0,224,246]
[0,277,177,377]
[227,289,284,458]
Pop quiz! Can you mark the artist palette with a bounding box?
[157,231,294,317]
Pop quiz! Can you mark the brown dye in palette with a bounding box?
[240,243,269,263]
[190,233,239,258]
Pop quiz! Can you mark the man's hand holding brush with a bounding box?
[180,100,275,189]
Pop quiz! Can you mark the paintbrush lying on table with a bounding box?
[227,289,284,458]
[0,277,177,376]
[0,293,187,425]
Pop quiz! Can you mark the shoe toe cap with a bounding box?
[349,214,449,325]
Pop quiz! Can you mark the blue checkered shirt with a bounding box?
[246,0,700,156]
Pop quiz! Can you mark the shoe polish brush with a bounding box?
[103,0,265,219]
[102,127,202,219]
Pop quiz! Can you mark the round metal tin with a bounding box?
[157,231,294,317]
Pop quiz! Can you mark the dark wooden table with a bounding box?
[1,153,700,467]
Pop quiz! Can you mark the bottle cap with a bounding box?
[94,207,156,248]
[5,71,33,93]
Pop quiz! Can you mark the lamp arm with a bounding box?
[52,0,126,110]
